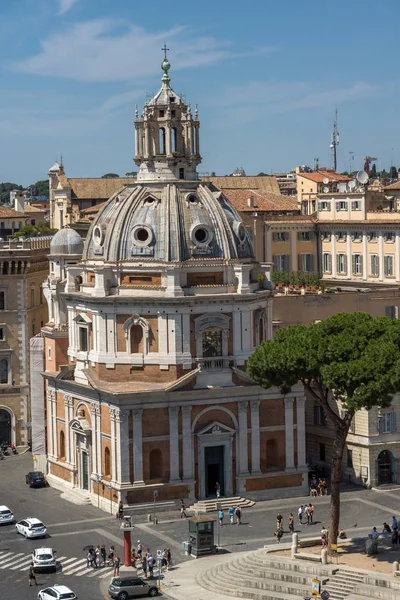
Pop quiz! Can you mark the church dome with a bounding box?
[50,226,84,256]
[82,184,253,263]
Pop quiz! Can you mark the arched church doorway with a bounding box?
[377,450,394,485]
[0,409,11,444]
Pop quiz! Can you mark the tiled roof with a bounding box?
[0,206,26,218]
[384,180,400,191]
[298,170,350,183]
[203,175,280,194]
[81,203,105,215]
[68,178,134,199]
[24,205,46,213]
[221,188,298,212]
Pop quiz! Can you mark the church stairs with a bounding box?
[189,496,255,513]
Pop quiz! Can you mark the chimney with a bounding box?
[247,197,254,208]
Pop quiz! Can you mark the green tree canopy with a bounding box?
[28,179,49,199]
[248,312,400,549]
[102,173,120,179]
[0,182,24,204]
[11,222,57,238]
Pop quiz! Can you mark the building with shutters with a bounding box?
[40,55,308,509]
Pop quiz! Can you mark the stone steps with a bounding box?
[189,496,255,513]
[316,568,365,600]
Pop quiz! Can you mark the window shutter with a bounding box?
[283,255,289,271]
[359,255,363,274]
[392,412,397,433]
[336,201,340,210]
[309,254,314,272]
[379,415,384,435]
[328,254,332,273]
[273,256,279,270]
[298,254,302,271]
[384,256,388,276]
[318,202,322,211]
[343,254,347,274]
[352,255,356,274]
[351,201,355,210]
[336,254,340,273]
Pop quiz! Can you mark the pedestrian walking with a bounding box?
[304,504,310,525]
[90,548,97,568]
[137,541,143,562]
[86,551,92,568]
[321,526,328,547]
[107,545,115,566]
[142,554,147,578]
[148,554,154,577]
[288,513,294,533]
[309,503,314,524]
[215,481,221,498]
[298,505,303,525]
[166,548,172,570]
[95,546,101,566]
[229,506,235,524]
[235,505,242,525]
[274,528,283,543]
[28,563,37,586]
[392,529,399,548]
[218,509,224,525]
[113,555,120,577]
[161,549,168,570]
[131,547,136,568]
[392,516,398,531]
[100,544,106,566]
[276,512,283,530]
[180,499,187,518]
[117,501,124,520]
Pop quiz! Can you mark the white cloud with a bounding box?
[13,19,271,82]
[58,0,80,15]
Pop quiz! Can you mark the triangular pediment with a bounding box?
[197,421,235,436]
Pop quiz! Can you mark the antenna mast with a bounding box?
[330,109,339,171]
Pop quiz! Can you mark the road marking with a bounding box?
[60,557,79,566]
[87,567,111,577]
[0,553,25,568]
[99,570,114,579]
[0,552,14,560]
[63,562,92,575]
[10,557,33,570]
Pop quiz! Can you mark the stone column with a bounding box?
[296,397,306,468]
[250,400,261,474]
[132,409,144,485]
[90,402,99,474]
[363,232,368,280]
[119,410,131,484]
[47,389,56,459]
[64,394,73,464]
[169,406,180,482]
[110,407,118,484]
[238,401,249,475]
[284,397,295,470]
[181,405,193,480]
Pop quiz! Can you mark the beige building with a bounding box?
[0,236,50,447]
[0,206,28,238]
[296,168,350,215]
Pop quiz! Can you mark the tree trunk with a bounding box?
[328,427,347,551]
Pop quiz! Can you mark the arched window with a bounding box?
[266,439,278,469]
[171,128,177,153]
[0,359,8,384]
[104,447,111,477]
[149,448,163,479]
[59,430,65,459]
[159,128,166,155]
[2,263,8,275]
[130,324,144,353]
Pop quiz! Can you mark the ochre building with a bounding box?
[41,57,307,509]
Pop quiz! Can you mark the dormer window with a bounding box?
[170,97,175,103]
[159,110,165,117]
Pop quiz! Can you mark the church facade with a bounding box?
[41,55,307,509]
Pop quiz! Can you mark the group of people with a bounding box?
[132,542,172,577]
[218,506,242,525]
[86,545,121,576]
[309,476,328,497]
[273,506,316,542]
[298,504,315,525]
[372,516,400,548]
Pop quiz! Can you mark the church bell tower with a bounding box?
[134,46,201,182]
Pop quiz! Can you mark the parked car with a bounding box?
[38,585,77,599]
[0,505,14,524]
[32,547,57,572]
[108,577,158,599]
[25,471,47,488]
[16,517,47,539]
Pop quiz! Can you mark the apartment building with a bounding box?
[296,168,350,215]
[0,237,50,447]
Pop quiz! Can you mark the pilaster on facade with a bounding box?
[118,410,131,485]
[64,394,74,465]
[296,397,306,468]
[47,388,57,460]
[238,401,249,475]
[284,397,295,470]
[290,231,297,271]
[132,409,144,485]
[250,400,261,474]
[169,406,180,482]
[396,231,400,282]
[362,233,368,280]
[378,231,384,283]
[181,405,193,480]
[109,406,120,485]
[90,401,101,475]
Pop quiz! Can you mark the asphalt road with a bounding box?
[1,452,400,600]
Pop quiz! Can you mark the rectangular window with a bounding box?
[351,201,361,211]
[159,110,165,117]
[319,443,326,462]
[384,232,395,242]
[384,255,394,277]
[370,254,379,277]
[273,254,290,272]
[347,449,353,468]
[368,231,377,242]
[352,254,363,275]
[337,232,346,242]
[385,306,398,319]
[337,253,347,274]
[78,327,88,352]
[322,253,332,274]
[0,327,4,341]
[382,412,397,434]
[48,347,52,360]
[351,232,362,242]
[298,253,314,272]
[30,287,35,307]
[179,168,185,180]
[272,232,289,242]
[336,201,348,211]
[314,405,326,426]
[318,201,331,211]
[298,231,314,242]
[0,291,5,310]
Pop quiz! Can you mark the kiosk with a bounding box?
[188,515,216,558]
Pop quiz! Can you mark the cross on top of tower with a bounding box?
[161,44,169,60]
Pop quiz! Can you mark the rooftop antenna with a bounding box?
[329,109,339,172]
[313,157,319,171]
[349,151,354,175]
[60,152,63,167]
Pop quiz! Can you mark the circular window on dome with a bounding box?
[186,193,199,205]
[233,221,247,245]
[132,224,153,247]
[190,223,213,247]
[93,225,105,246]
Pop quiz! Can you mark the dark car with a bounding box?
[108,577,158,599]
[25,471,47,488]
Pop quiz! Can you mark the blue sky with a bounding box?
[1,0,399,186]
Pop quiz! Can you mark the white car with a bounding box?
[38,585,77,600]
[32,547,57,572]
[15,517,47,538]
[0,505,14,524]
